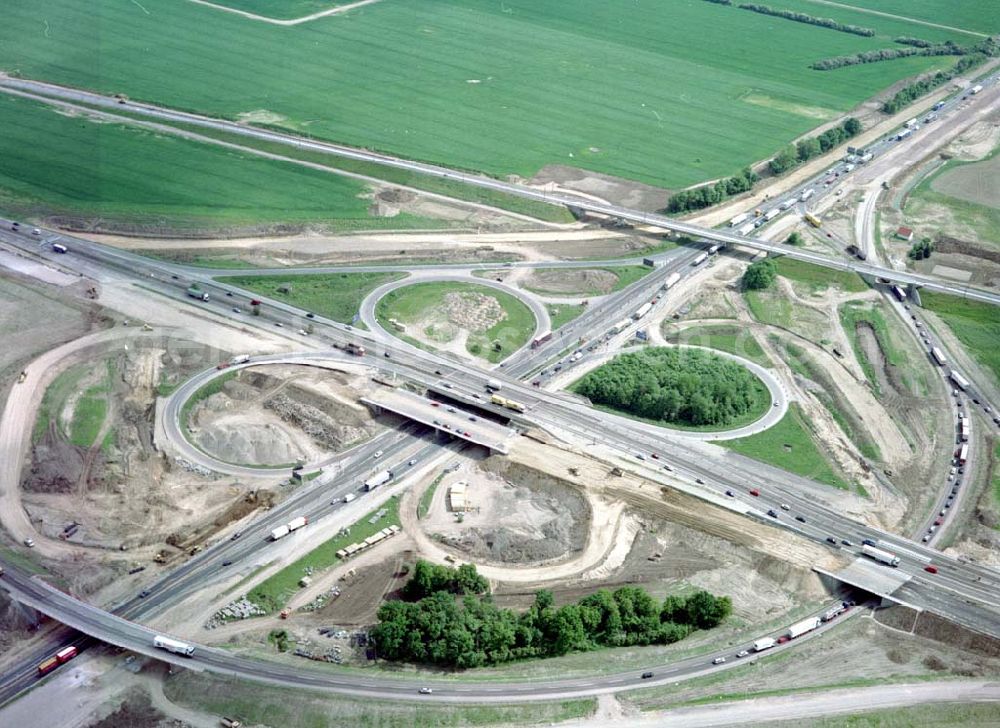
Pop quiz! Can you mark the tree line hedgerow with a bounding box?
[769,117,862,175]
[881,54,988,114]
[737,3,874,37]
[812,37,999,71]
[371,562,732,668]
[664,167,758,214]
[574,348,767,427]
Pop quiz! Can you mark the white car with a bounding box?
[408,459,417,466]
[780,503,790,511]
[374,450,383,459]
[419,687,433,694]
[712,657,726,665]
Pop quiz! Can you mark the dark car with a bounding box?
[139,589,151,598]
[725,490,735,497]
[841,539,853,547]
[384,352,391,358]
[795,515,806,523]
[230,531,242,541]
[641,671,654,679]
[862,538,876,547]
[222,560,233,567]
[826,536,838,545]
[305,312,315,319]
[767,509,778,518]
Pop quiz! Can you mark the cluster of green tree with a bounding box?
[401,560,489,601]
[575,348,766,426]
[786,232,804,246]
[742,258,777,290]
[895,36,933,48]
[665,167,758,214]
[737,3,874,36]
[769,118,862,175]
[908,238,934,260]
[882,54,987,113]
[372,576,732,668]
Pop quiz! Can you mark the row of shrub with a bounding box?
[664,167,758,214]
[372,563,732,668]
[811,43,964,71]
[737,3,874,36]
[768,117,862,175]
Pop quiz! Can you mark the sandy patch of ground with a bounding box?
[522,268,620,295]
[529,165,672,210]
[189,366,382,467]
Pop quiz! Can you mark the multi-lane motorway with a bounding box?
[2,69,1000,707]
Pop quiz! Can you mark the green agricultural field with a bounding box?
[0,91,397,231]
[719,404,849,489]
[921,291,1000,386]
[0,0,972,189]
[831,0,1000,35]
[248,497,400,612]
[218,271,405,324]
[208,0,346,21]
[663,324,771,367]
[376,282,536,363]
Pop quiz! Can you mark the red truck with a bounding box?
[37,646,77,675]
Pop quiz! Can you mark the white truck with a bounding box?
[52,243,68,254]
[692,252,708,266]
[950,370,970,391]
[633,302,653,320]
[764,208,781,221]
[753,637,775,652]
[862,543,900,567]
[343,493,356,503]
[153,635,195,656]
[270,515,308,541]
[230,354,251,366]
[738,221,756,236]
[486,379,502,391]
[662,272,681,290]
[729,213,750,227]
[610,318,632,335]
[970,84,983,95]
[800,188,815,202]
[930,347,947,367]
[364,470,394,492]
[787,617,821,639]
[904,118,918,129]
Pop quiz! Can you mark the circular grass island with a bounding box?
[572,347,772,430]
[375,282,537,363]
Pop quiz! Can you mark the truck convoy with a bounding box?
[186,285,210,302]
[753,637,775,652]
[37,646,78,675]
[269,516,308,541]
[153,635,196,656]
[364,470,394,492]
[787,617,821,640]
[861,543,900,567]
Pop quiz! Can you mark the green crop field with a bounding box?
[772,257,869,294]
[208,0,346,21]
[218,271,405,324]
[0,0,971,190]
[830,0,1000,35]
[0,91,397,231]
[719,404,849,489]
[376,282,536,363]
[921,291,1000,386]
[548,303,588,330]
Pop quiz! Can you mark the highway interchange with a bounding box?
[1,69,1000,711]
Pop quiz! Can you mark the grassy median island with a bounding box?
[572,347,771,430]
[663,324,771,367]
[217,271,406,324]
[247,496,401,613]
[376,282,536,363]
[719,403,849,490]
